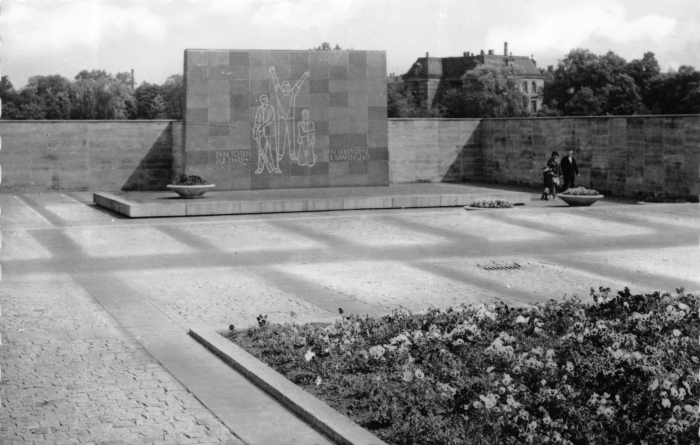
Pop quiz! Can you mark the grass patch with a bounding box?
[224,288,700,444]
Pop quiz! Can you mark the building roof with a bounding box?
[403,53,544,80]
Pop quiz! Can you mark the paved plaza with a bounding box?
[1,185,698,444]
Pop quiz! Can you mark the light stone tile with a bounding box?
[62,226,193,257]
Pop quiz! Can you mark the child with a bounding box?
[541,151,560,200]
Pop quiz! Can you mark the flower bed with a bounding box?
[172,174,209,186]
[469,198,513,208]
[225,288,700,445]
[560,187,600,196]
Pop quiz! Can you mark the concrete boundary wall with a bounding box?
[0,120,179,192]
[389,116,700,200]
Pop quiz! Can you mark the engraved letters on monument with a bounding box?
[183,49,388,190]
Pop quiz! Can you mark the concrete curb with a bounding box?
[189,327,388,445]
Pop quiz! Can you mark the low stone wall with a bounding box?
[389,116,700,200]
[0,120,178,192]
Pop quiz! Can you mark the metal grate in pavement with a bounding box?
[478,262,522,271]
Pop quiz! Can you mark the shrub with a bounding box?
[226,288,700,445]
[470,198,513,208]
[172,174,209,185]
[560,187,600,196]
[636,192,686,203]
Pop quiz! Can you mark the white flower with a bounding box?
[369,345,385,359]
[315,376,322,386]
[414,369,425,380]
[502,373,512,385]
[566,362,574,372]
[677,302,689,311]
[515,315,529,324]
[479,393,498,409]
[662,398,671,408]
[304,349,316,362]
[403,369,414,382]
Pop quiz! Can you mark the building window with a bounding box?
[531,100,537,113]
[532,82,537,94]
[523,81,528,93]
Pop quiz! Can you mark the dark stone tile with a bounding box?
[209,122,230,137]
[290,64,310,78]
[186,65,209,81]
[329,134,349,149]
[349,160,368,174]
[290,162,310,177]
[367,66,385,79]
[367,147,389,161]
[186,135,210,151]
[310,65,330,79]
[349,51,367,67]
[309,161,329,176]
[210,65,249,81]
[329,93,348,107]
[313,120,329,135]
[291,51,310,66]
[348,93,368,108]
[250,172,271,189]
[186,108,209,124]
[230,94,248,111]
[270,51,291,66]
[311,93,330,107]
[229,51,250,66]
[249,51,270,66]
[310,79,329,94]
[349,65,367,79]
[348,134,367,148]
[330,65,349,79]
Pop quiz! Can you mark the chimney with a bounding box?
[480,49,484,56]
[463,52,467,57]
[488,49,494,55]
[130,69,135,90]
[426,52,429,58]
[504,42,508,56]
[548,65,554,73]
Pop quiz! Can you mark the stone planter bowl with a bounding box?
[166,184,215,199]
[558,194,604,207]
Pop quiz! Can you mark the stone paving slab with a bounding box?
[93,183,530,218]
[1,186,698,445]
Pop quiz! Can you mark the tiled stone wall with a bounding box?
[389,116,700,200]
[0,121,176,192]
[183,49,389,190]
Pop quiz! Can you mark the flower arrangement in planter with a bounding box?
[224,287,700,445]
[167,174,215,199]
[464,198,513,210]
[558,187,603,206]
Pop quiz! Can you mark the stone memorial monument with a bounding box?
[183,49,389,190]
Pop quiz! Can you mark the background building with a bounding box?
[402,42,545,113]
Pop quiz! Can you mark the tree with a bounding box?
[160,74,184,120]
[543,49,644,116]
[387,82,443,118]
[312,42,342,50]
[439,66,529,118]
[646,66,700,115]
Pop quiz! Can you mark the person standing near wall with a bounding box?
[560,149,580,192]
[541,151,560,200]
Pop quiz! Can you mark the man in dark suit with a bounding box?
[560,149,579,192]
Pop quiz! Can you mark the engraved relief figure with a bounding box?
[296,109,316,167]
[269,66,309,162]
[252,94,280,174]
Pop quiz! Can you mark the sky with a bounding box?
[0,0,698,89]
